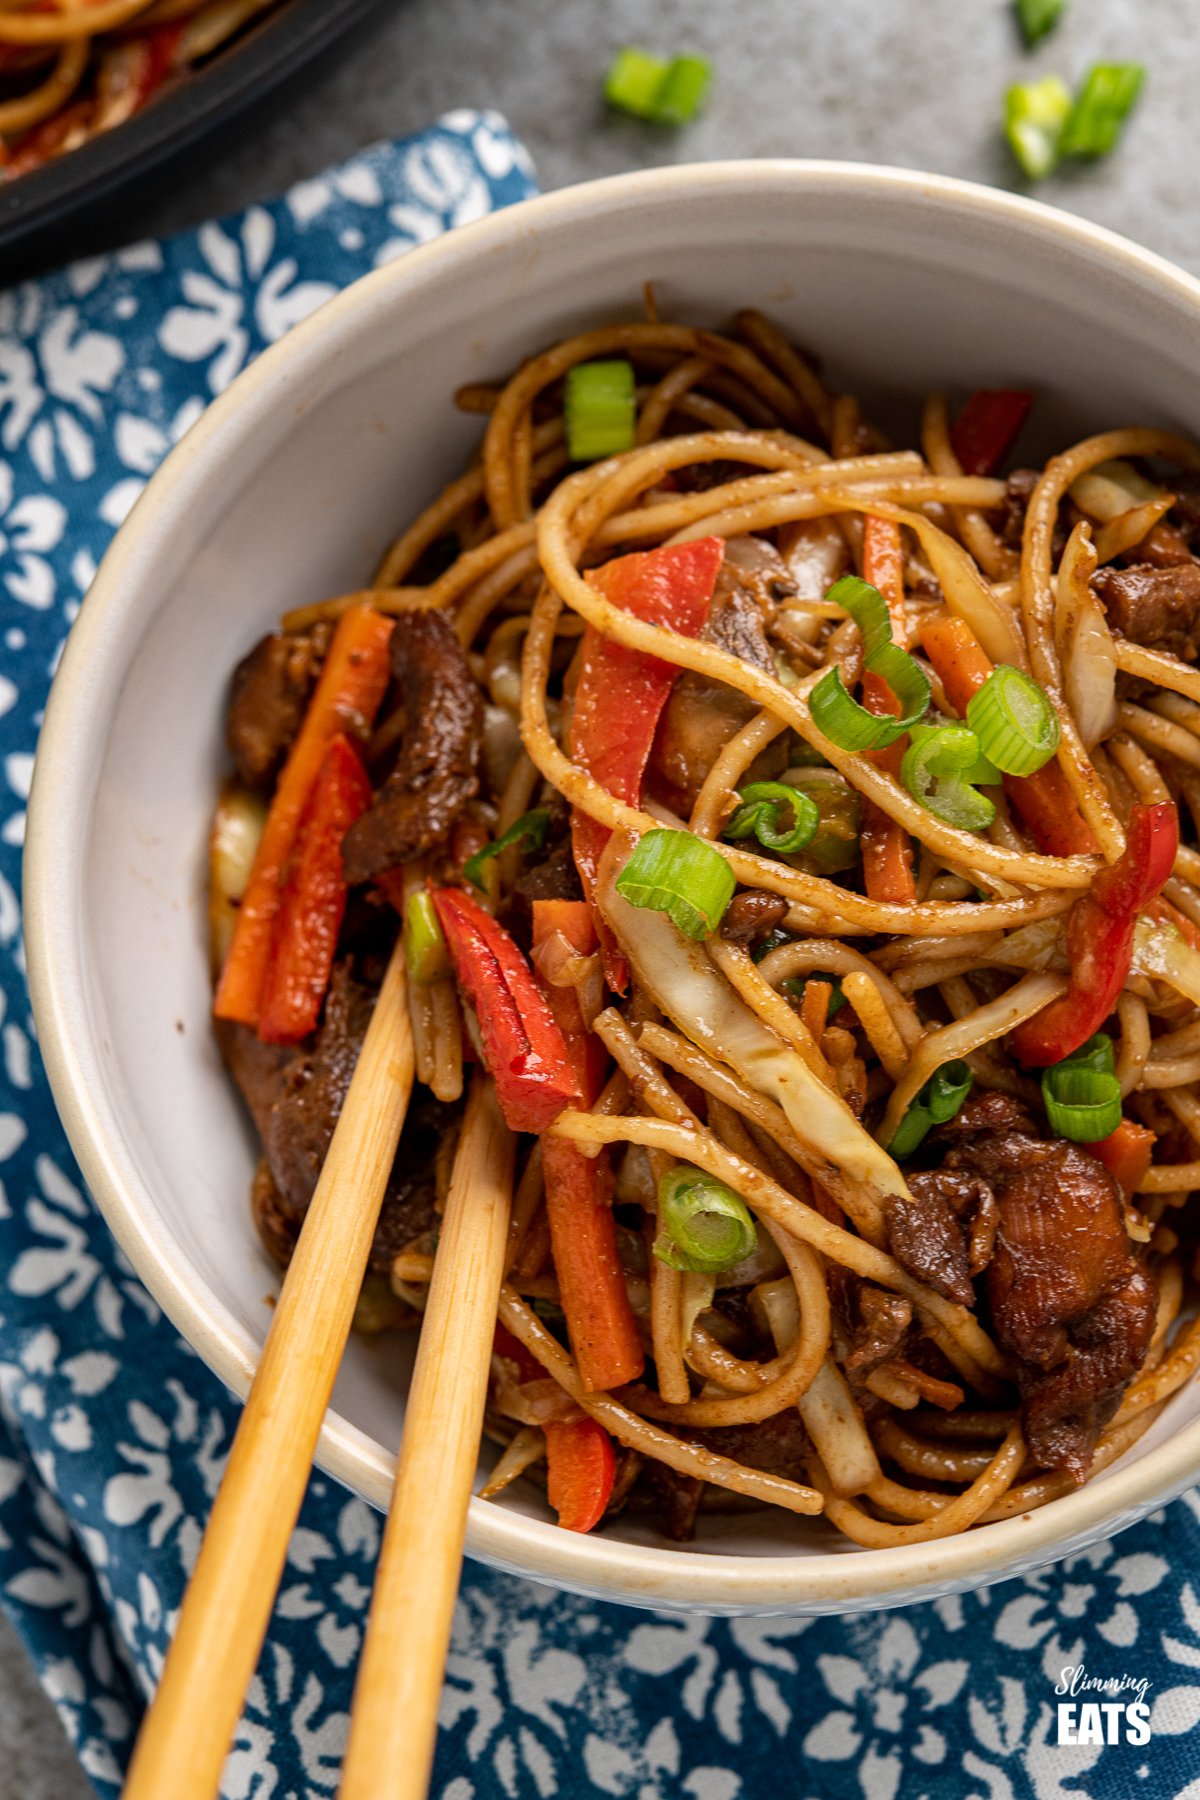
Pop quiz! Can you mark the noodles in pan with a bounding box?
[210,303,1200,1546]
[0,0,282,177]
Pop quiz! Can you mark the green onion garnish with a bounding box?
[901,724,999,833]
[1042,1064,1123,1141]
[564,360,636,463]
[404,889,450,986]
[889,1061,974,1160]
[966,665,1060,776]
[1004,75,1072,179]
[1041,1034,1122,1140]
[463,808,550,890]
[723,780,820,856]
[651,55,711,124]
[604,47,712,125]
[654,1164,758,1274]
[809,576,931,752]
[1059,64,1144,159]
[615,827,735,940]
[1015,0,1064,48]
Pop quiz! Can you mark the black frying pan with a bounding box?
[0,0,389,282]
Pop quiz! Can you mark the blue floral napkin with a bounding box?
[1,110,1200,1800]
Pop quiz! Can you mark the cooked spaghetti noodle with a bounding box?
[0,0,282,178]
[210,306,1200,1548]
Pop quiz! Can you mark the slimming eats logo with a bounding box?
[1055,1664,1152,1746]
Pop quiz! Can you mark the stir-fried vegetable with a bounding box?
[543,1417,617,1533]
[404,889,451,987]
[1088,1117,1156,1198]
[570,537,723,987]
[950,389,1032,476]
[533,900,644,1393]
[1012,801,1178,1067]
[966,665,1060,776]
[615,827,735,941]
[921,613,1098,856]
[214,605,394,1030]
[432,887,581,1132]
[901,725,999,832]
[723,781,819,856]
[564,361,636,462]
[655,1165,759,1274]
[810,576,931,752]
[889,1061,974,1159]
[464,808,550,891]
[1042,1035,1123,1141]
[258,735,372,1045]
[782,767,861,873]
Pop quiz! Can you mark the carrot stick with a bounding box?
[532,900,644,1392]
[921,613,1099,858]
[214,606,394,1027]
[861,516,916,903]
[801,978,833,1041]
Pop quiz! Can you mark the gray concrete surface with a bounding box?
[5,1,1195,1793]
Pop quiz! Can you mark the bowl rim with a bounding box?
[25,155,1200,1614]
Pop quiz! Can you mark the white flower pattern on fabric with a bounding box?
[0,112,1199,1800]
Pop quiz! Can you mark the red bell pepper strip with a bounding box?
[258,735,372,1044]
[950,390,1033,477]
[570,537,724,990]
[433,887,580,1133]
[1011,800,1179,1067]
[860,516,917,905]
[532,900,645,1392]
[920,614,1099,858]
[544,1417,616,1533]
[215,606,394,1028]
[1087,1117,1156,1199]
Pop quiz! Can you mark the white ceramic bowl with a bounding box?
[25,161,1200,1616]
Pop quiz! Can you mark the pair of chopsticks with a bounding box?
[122,940,514,1800]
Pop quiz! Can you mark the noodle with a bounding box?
[211,306,1200,1554]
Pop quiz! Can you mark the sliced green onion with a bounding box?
[1015,0,1064,48]
[565,360,636,462]
[1005,75,1072,180]
[615,827,735,940]
[901,724,998,833]
[809,576,931,751]
[404,889,450,986]
[889,1061,974,1160]
[1042,1064,1123,1141]
[1059,64,1144,159]
[604,47,712,124]
[724,780,819,855]
[1059,1032,1116,1077]
[655,1164,758,1274]
[782,766,861,872]
[966,664,1060,775]
[464,808,550,890]
[651,55,711,124]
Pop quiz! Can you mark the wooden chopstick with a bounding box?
[122,942,416,1800]
[338,1070,514,1800]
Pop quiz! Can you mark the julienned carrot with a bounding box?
[920,613,1099,858]
[1088,1117,1155,1198]
[800,977,833,1043]
[861,516,916,904]
[258,735,372,1044]
[214,606,394,1028]
[532,900,645,1394]
[543,1418,616,1532]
